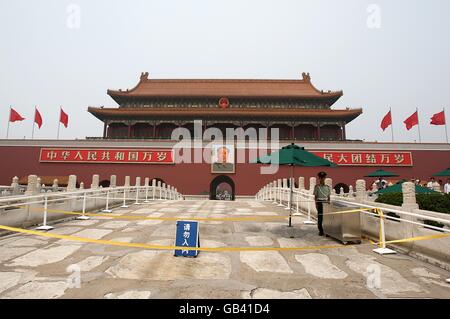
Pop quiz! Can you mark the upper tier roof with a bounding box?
[88,107,362,123]
[107,72,343,105]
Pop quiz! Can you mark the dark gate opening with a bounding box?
[210,175,235,201]
[334,183,349,194]
[99,180,110,187]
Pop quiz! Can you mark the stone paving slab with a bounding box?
[0,200,449,299]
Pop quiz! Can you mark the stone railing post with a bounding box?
[79,182,84,190]
[157,181,162,199]
[325,177,332,189]
[401,182,419,248]
[309,177,316,194]
[36,177,42,193]
[124,176,130,198]
[110,175,117,188]
[11,176,20,196]
[402,182,419,210]
[25,175,38,196]
[124,176,130,188]
[67,175,77,192]
[355,179,366,202]
[298,177,305,190]
[52,179,59,192]
[91,174,99,189]
[152,179,156,200]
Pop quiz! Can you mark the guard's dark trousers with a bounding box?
[316,202,324,235]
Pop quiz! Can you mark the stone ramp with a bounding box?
[0,200,449,299]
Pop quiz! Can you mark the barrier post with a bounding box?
[135,185,140,205]
[121,187,129,208]
[152,180,156,201]
[272,182,277,204]
[77,191,90,220]
[102,189,112,213]
[36,195,54,230]
[303,193,315,225]
[277,186,283,207]
[144,184,149,203]
[285,185,291,210]
[373,208,396,255]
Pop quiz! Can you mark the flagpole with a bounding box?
[31,106,36,139]
[444,108,449,143]
[6,106,11,139]
[416,107,422,143]
[389,107,394,142]
[57,106,61,140]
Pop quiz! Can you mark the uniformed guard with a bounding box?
[313,171,331,236]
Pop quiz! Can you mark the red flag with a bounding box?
[9,108,25,122]
[59,108,69,128]
[381,110,392,131]
[404,111,419,130]
[430,111,446,125]
[34,108,43,129]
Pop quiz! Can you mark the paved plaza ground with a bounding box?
[0,199,449,299]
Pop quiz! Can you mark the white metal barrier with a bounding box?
[256,182,450,259]
[0,184,184,231]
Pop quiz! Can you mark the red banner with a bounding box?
[312,151,413,166]
[39,148,174,164]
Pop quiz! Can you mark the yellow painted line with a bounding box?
[0,224,362,252]
[0,224,448,253]
[323,208,373,216]
[42,209,289,222]
[34,207,371,222]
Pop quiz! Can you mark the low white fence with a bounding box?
[0,184,183,231]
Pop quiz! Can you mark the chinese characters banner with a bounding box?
[39,148,174,164]
[311,151,413,166]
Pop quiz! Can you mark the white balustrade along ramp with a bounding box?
[0,175,183,230]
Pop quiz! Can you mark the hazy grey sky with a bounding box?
[1,0,449,142]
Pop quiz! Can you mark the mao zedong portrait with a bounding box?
[212,146,234,173]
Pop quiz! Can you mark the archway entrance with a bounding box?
[334,183,349,194]
[210,175,235,200]
[100,180,110,188]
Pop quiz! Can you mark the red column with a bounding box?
[127,124,132,138]
[103,122,107,138]
[316,123,321,141]
[342,124,346,140]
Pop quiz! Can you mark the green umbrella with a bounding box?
[376,181,438,194]
[365,169,399,177]
[254,143,336,226]
[254,143,337,167]
[433,168,450,177]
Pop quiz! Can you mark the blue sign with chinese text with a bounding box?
[174,221,200,257]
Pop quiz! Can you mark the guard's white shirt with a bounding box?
[444,183,450,194]
[427,181,434,189]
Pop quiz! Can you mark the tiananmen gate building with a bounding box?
[0,72,449,198]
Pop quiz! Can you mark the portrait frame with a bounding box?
[211,144,235,174]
